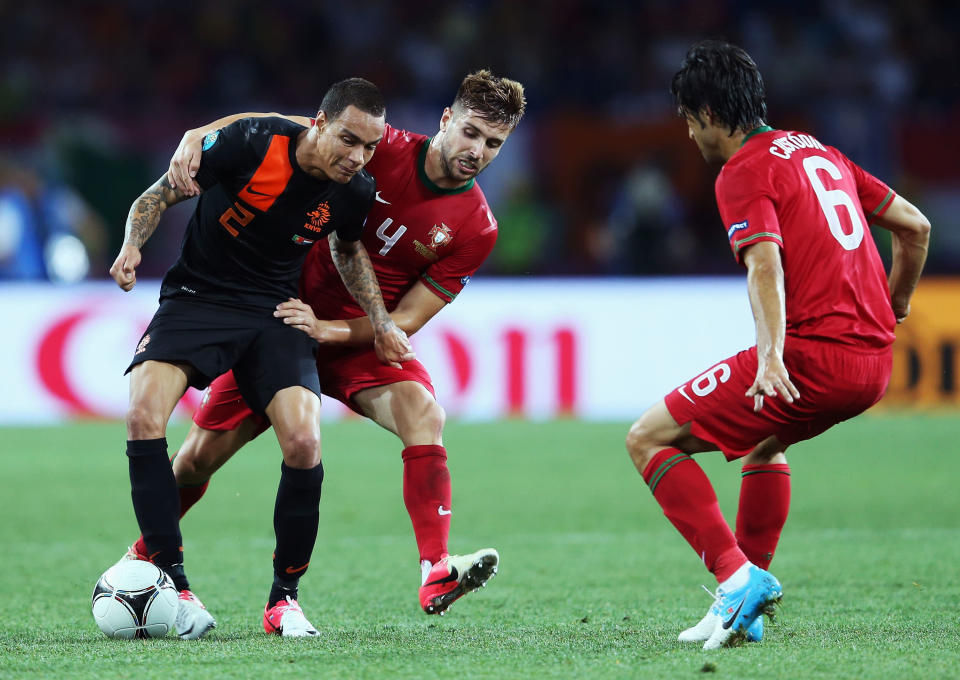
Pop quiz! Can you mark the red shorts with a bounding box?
[664,337,892,461]
[193,346,436,435]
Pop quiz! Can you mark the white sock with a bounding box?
[718,562,753,592]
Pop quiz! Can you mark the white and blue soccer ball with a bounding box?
[91,560,178,639]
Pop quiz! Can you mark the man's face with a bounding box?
[685,110,726,164]
[314,105,385,182]
[435,107,511,184]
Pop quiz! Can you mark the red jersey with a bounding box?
[300,123,498,318]
[715,127,897,350]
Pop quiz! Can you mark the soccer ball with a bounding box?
[91,560,179,639]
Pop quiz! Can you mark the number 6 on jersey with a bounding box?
[802,155,865,251]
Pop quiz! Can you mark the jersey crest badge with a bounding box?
[727,220,749,239]
[304,201,331,233]
[413,223,452,261]
[426,223,453,250]
[201,130,220,151]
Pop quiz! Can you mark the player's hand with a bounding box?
[374,320,415,369]
[109,244,141,291]
[892,299,911,324]
[275,298,322,338]
[746,353,800,412]
[166,128,206,196]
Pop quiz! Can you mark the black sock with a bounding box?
[126,438,188,589]
[269,573,300,607]
[270,461,323,605]
[164,563,189,592]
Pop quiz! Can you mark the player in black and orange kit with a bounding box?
[127,71,526,624]
[109,78,412,639]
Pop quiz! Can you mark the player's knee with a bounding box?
[172,447,209,485]
[420,399,446,438]
[625,420,655,471]
[125,404,166,440]
[395,390,445,444]
[279,430,322,469]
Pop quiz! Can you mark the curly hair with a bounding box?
[452,69,526,130]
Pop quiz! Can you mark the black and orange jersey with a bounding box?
[160,116,375,309]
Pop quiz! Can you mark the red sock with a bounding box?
[643,448,747,583]
[402,445,451,564]
[133,481,210,559]
[736,463,791,569]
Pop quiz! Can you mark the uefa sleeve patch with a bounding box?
[202,130,220,151]
[726,220,749,239]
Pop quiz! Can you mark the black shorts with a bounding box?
[126,296,321,415]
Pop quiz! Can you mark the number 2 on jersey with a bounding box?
[802,155,865,251]
[218,201,255,237]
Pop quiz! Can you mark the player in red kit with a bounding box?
[625,41,930,649]
[127,71,527,627]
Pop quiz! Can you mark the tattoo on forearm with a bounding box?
[329,236,390,328]
[124,176,185,249]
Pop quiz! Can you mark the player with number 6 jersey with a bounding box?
[716,126,896,350]
[623,40,930,650]
[128,71,527,624]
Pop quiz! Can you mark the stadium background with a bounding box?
[0,0,956,419]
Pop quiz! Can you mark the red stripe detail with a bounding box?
[36,311,98,416]
[441,331,471,396]
[504,329,525,416]
[554,327,577,415]
[238,135,293,211]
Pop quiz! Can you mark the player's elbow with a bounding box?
[745,256,783,289]
[395,315,426,337]
[895,210,931,253]
[913,212,931,242]
[389,306,430,336]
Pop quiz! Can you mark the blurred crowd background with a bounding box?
[1,0,957,282]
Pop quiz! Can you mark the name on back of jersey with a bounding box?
[768,133,826,160]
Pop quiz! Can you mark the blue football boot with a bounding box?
[703,566,781,650]
[679,587,764,643]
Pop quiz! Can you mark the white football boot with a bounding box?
[175,589,217,640]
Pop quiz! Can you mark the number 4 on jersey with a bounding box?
[375,217,407,255]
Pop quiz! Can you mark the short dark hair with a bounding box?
[452,69,526,130]
[319,77,385,121]
[670,40,767,133]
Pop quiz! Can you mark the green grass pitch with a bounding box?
[1,413,958,679]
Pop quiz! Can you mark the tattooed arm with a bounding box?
[109,175,191,291]
[327,232,415,367]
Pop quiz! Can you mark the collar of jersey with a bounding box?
[417,137,476,195]
[741,125,775,146]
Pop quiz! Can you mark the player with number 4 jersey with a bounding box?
[306,120,500,320]
[624,41,930,650]
[129,71,527,623]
